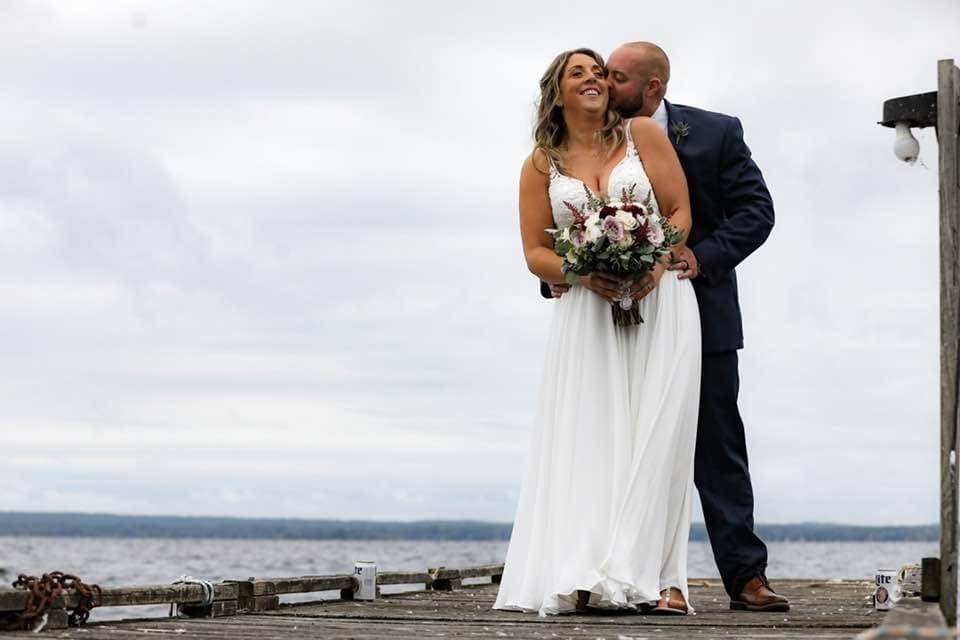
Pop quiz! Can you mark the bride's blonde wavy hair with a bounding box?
[534,48,624,175]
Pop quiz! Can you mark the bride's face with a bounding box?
[559,53,608,115]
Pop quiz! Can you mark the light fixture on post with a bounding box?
[879,91,936,163]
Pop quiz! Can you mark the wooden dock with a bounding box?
[0,564,900,639]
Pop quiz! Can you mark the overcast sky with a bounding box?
[1,0,958,525]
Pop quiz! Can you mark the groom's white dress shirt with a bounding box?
[651,100,668,134]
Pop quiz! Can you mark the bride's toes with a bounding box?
[653,588,688,614]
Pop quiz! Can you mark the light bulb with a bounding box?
[893,122,920,164]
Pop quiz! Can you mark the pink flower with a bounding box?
[602,217,625,242]
[645,220,665,245]
[570,228,587,248]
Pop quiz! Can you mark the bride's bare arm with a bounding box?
[631,117,692,255]
[519,150,628,301]
[519,151,565,284]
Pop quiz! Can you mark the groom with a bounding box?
[544,41,787,612]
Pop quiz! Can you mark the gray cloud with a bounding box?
[0,136,209,282]
[0,0,956,524]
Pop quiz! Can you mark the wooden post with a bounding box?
[428,567,462,592]
[940,58,960,627]
[231,578,279,613]
[923,557,942,602]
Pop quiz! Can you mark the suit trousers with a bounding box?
[694,350,768,597]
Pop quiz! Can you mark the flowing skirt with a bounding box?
[492,271,702,616]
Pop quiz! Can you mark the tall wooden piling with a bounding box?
[939,58,960,627]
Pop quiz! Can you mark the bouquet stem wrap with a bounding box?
[613,299,643,327]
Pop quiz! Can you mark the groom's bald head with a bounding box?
[607,42,671,117]
[622,42,670,83]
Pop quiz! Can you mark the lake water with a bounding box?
[0,537,938,621]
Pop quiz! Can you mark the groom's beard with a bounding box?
[614,92,646,119]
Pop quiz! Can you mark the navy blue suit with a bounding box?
[538,101,774,597]
[665,100,773,598]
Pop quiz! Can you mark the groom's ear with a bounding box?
[645,77,665,102]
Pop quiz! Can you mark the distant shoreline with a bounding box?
[0,512,939,542]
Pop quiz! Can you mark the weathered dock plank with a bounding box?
[0,582,238,611]
[0,579,883,638]
[3,619,866,639]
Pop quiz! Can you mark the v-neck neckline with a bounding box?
[559,139,634,198]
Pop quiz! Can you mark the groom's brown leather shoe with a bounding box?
[730,577,790,612]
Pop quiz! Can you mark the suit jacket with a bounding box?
[539,101,774,353]
[665,100,774,352]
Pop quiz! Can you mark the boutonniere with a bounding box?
[671,121,691,145]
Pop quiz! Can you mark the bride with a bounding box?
[492,48,701,617]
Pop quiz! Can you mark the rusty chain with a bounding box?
[0,571,101,631]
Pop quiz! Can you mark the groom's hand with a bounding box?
[581,272,625,302]
[549,283,571,298]
[668,246,700,280]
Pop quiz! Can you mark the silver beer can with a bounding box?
[354,561,377,600]
[874,569,898,611]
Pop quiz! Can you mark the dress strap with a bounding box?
[543,152,560,179]
[624,119,638,157]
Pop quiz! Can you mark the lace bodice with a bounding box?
[548,120,659,227]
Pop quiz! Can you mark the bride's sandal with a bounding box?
[651,588,688,615]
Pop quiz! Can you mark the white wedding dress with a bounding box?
[493,123,702,616]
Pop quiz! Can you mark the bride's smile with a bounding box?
[559,53,609,114]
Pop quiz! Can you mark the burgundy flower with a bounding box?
[636,220,649,238]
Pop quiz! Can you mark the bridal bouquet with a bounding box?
[548,184,684,327]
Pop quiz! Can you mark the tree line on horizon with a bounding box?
[0,512,939,542]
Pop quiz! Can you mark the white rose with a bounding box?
[617,233,635,248]
[584,217,603,243]
[616,210,639,230]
